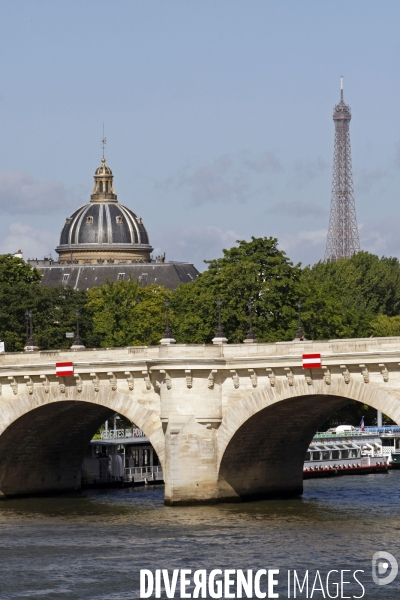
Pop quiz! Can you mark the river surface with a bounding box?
[0,472,399,599]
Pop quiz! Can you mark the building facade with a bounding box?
[27,156,198,290]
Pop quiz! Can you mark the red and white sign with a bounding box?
[302,354,322,369]
[56,362,74,377]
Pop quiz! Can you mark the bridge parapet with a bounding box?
[1,337,400,398]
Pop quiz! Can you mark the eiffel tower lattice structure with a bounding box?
[324,77,361,262]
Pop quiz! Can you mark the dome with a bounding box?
[56,157,153,265]
[95,157,113,177]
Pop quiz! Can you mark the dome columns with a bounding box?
[91,157,117,202]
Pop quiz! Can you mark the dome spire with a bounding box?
[101,124,107,158]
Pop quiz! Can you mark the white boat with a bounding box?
[81,425,163,488]
[304,426,389,478]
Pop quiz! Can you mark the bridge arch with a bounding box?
[217,379,400,502]
[0,385,164,498]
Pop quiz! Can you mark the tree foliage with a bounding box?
[85,280,173,347]
[173,237,302,343]
[301,251,400,340]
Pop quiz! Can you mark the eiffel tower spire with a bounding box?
[324,77,361,262]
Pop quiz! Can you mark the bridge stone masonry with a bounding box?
[1,337,400,504]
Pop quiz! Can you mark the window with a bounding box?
[331,450,339,460]
[63,274,69,281]
[350,449,358,458]
[99,181,103,192]
[341,450,349,459]
[322,451,330,460]
[312,452,321,461]
[305,452,311,461]
[118,273,125,280]
[116,216,123,224]
[86,216,93,224]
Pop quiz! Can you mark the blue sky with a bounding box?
[1,0,400,270]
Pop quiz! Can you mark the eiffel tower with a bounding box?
[324,77,360,262]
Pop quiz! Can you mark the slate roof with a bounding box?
[34,262,199,291]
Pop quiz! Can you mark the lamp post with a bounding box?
[164,298,172,339]
[212,297,228,345]
[159,297,176,345]
[295,300,304,340]
[71,309,85,349]
[24,309,38,351]
[244,300,257,343]
[25,310,29,346]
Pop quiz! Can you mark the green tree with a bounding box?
[0,282,87,352]
[301,251,400,340]
[172,237,302,343]
[85,280,172,347]
[371,315,400,337]
[0,254,42,285]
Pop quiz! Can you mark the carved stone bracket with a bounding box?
[124,371,134,391]
[142,370,152,391]
[340,364,350,384]
[248,368,257,388]
[40,374,50,393]
[0,381,2,396]
[185,370,192,389]
[24,375,34,395]
[359,364,369,384]
[230,370,240,389]
[74,374,83,393]
[322,367,331,385]
[380,363,389,383]
[90,372,100,392]
[284,367,294,386]
[107,372,117,391]
[266,368,275,387]
[305,369,313,386]
[159,370,172,390]
[58,376,66,394]
[7,377,18,395]
[207,370,217,389]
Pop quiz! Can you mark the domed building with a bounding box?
[57,157,153,265]
[28,156,198,290]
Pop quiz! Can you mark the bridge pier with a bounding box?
[164,417,219,505]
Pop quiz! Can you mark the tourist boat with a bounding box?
[81,425,163,488]
[303,426,390,478]
[363,425,400,467]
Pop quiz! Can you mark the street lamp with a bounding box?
[211,297,228,345]
[164,298,173,339]
[73,309,84,346]
[295,300,304,340]
[215,297,225,338]
[244,300,257,343]
[159,297,176,345]
[25,310,30,346]
[24,309,37,350]
[71,309,85,349]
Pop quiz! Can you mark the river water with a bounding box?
[0,472,399,599]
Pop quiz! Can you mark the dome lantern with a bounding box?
[91,156,117,202]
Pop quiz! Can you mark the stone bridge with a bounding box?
[1,337,400,504]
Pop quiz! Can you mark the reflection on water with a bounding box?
[0,472,399,599]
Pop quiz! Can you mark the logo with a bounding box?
[372,551,398,586]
